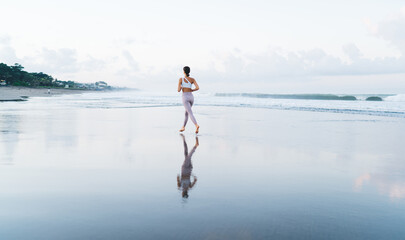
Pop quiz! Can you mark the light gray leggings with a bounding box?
[182,92,197,126]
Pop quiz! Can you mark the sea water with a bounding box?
[5,90,404,118]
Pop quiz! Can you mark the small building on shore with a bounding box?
[0,80,6,86]
[55,80,65,87]
[95,81,108,90]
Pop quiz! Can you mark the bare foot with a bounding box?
[195,125,200,134]
[179,127,185,132]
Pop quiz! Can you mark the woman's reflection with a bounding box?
[177,134,199,198]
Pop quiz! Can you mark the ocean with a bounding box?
[6,90,405,118]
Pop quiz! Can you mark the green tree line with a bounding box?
[0,63,56,87]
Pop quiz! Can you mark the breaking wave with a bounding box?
[385,94,405,102]
[215,93,400,101]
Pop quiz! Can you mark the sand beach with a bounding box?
[0,91,404,239]
[0,86,88,101]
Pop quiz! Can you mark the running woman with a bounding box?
[178,66,200,133]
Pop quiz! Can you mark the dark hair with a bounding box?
[183,66,190,77]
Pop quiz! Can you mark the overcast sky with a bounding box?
[1,0,405,93]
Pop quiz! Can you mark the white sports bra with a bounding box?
[182,78,192,88]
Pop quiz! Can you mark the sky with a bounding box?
[1,0,405,93]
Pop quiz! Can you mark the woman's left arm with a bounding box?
[192,79,199,92]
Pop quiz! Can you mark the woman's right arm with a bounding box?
[192,79,199,92]
[178,78,182,92]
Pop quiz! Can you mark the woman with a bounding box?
[178,66,200,133]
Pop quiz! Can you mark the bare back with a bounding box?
[180,77,195,92]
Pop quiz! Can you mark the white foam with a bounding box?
[12,91,405,118]
[385,94,405,102]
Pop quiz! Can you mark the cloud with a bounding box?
[23,48,108,76]
[113,50,141,83]
[0,35,19,64]
[31,48,80,73]
[0,35,11,45]
[208,46,405,84]
[122,50,139,71]
[80,56,106,71]
[2,6,405,89]
[0,36,106,79]
[372,8,405,53]
[342,43,362,60]
[206,9,405,82]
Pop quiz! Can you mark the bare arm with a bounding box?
[177,78,182,92]
[177,175,181,188]
[192,79,199,92]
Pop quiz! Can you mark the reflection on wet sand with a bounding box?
[355,173,405,200]
[177,134,199,199]
[0,114,21,165]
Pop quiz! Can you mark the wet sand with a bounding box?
[0,86,88,101]
[0,103,404,239]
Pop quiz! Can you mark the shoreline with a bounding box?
[0,86,100,101]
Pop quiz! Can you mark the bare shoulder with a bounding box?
[179,78,183,82]
[190,77,196,82]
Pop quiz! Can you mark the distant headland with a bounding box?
[0,62,130,102]
[0,62,116,90]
